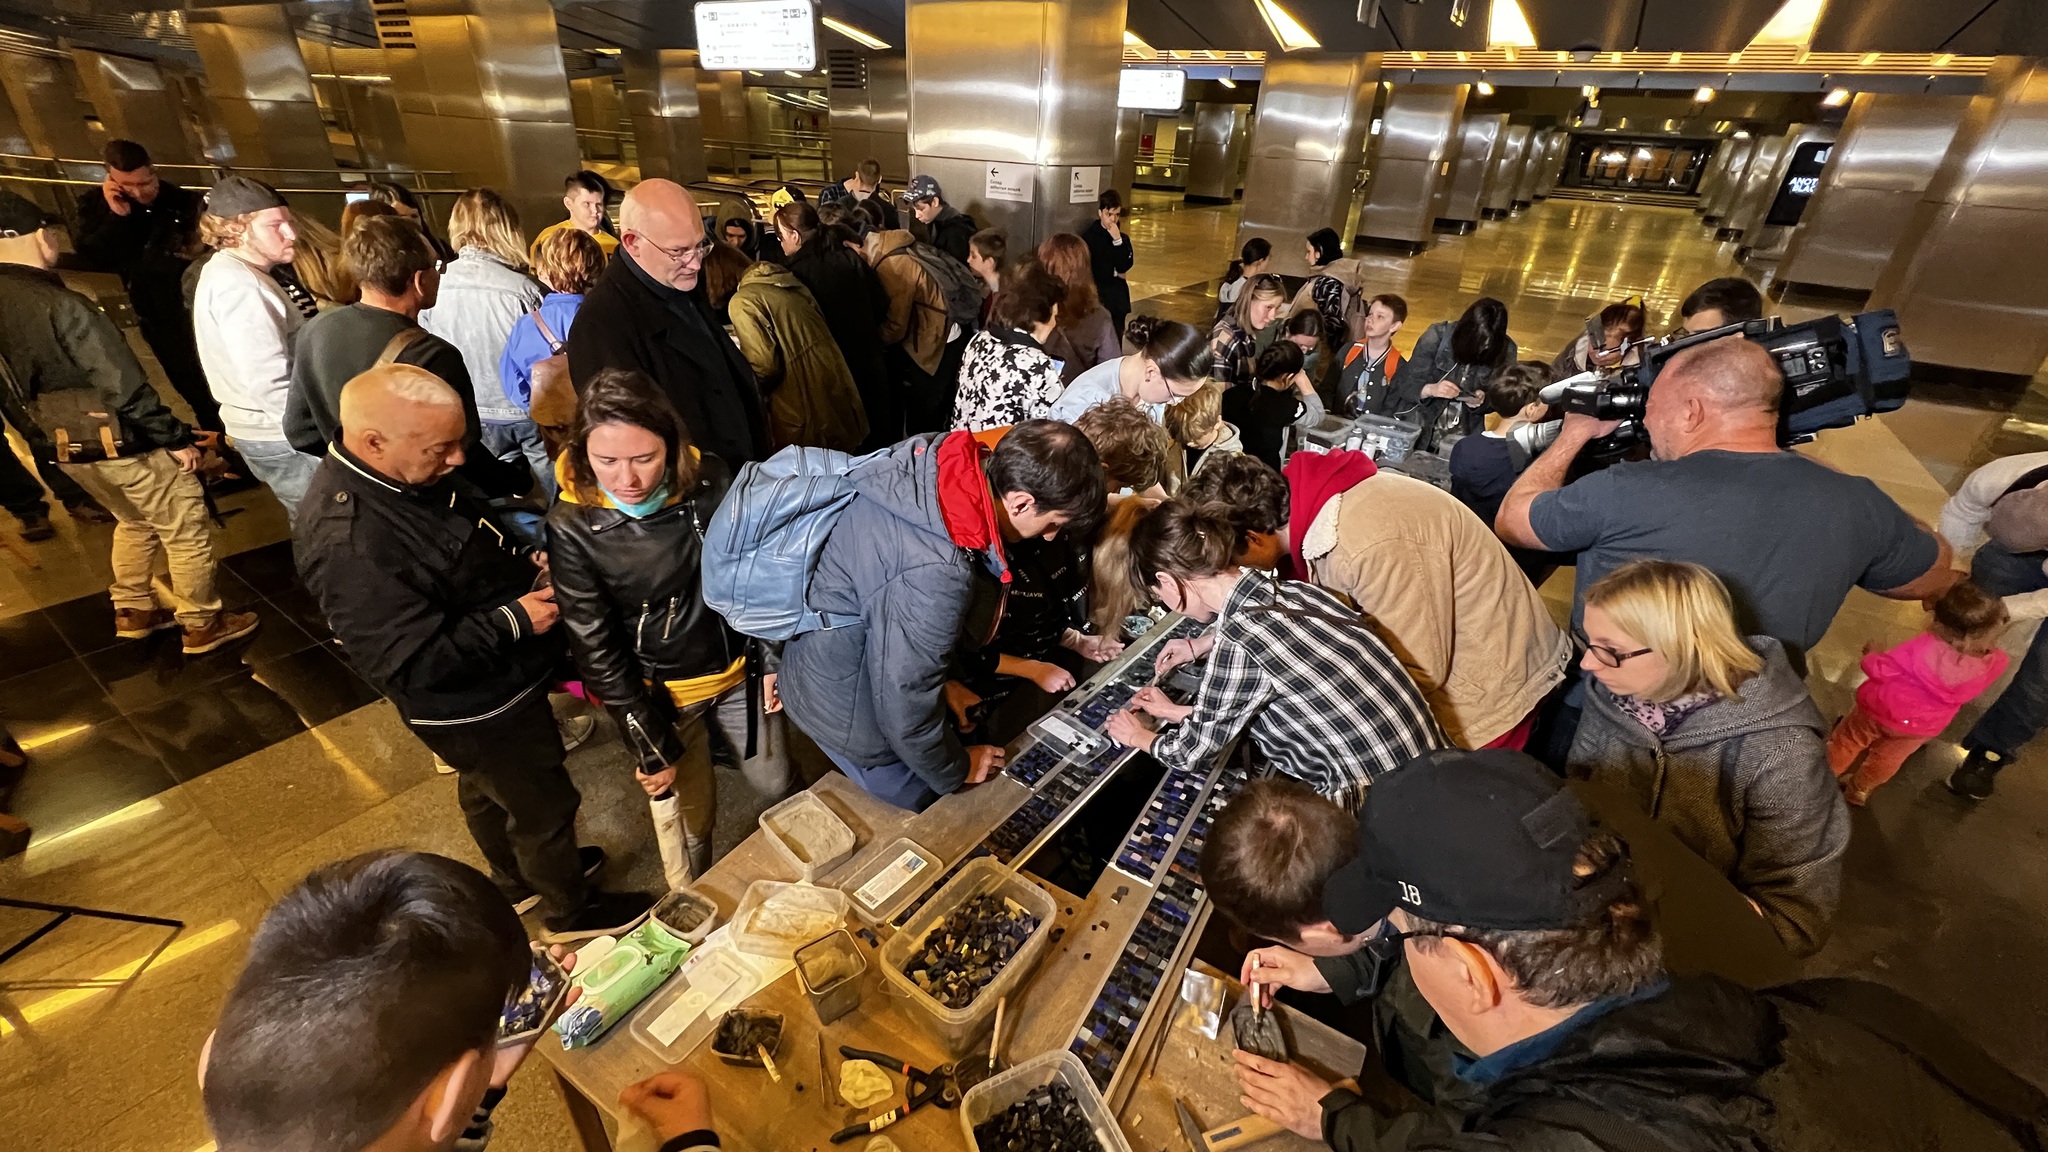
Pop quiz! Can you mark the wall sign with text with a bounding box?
[695,0,817,71]
[1764,141,1833,229]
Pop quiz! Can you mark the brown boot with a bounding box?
[183,609,260,654]
[114,607,179,639]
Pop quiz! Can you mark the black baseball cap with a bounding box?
[205,174,288,218]
[1323,749,1635,934]
[0,190,58,238]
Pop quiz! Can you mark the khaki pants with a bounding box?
[59,452,221,629]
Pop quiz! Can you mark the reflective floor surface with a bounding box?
[2,195,2046,1152]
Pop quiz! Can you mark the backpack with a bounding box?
[1290,257,1370,349]
[884,240,985,334]
[524,310,577,455]
[701,444,886,641]
[1986,463,2048,555]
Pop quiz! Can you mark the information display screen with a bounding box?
[695,0,817,71]
[1764,141,1832,228]
[1118,68,1186,111]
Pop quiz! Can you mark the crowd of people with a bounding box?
[2,141,2043,1152]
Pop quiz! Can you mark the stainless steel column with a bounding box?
[1871,58,2048,379]
[1722,128,1829,242]
[0,49,99,165]
[1112,107,1139,198]
[1740,123,1841,261]
[1440,112,1505,233]
[622,51,708,184]
[187,5,336,173]
[70,49,199,165]
[829,53,908,182]
[1356,83,1466,253]
[1482,123,1529,218]
[1700,136,1756,222]
[1513,128,1551,207]
[1184,102,1248,204]
[385,0,582,230]
[904,0,1125,250]
[1533,130,1565,196]
[1776,94,1970,294]
[1235,53,1377,278]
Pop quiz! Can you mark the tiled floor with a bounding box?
[4,193,2048,1152]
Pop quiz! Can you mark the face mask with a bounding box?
[602,480,670,518]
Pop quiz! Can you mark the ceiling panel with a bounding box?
[1633,0,1780,53]
[1810,0,1999,54]
[1374,0,1493,52]
[1519,0,1642,52]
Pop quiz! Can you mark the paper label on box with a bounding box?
[854,848,929,911]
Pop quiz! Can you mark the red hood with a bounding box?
[1283,449,1376,575]
[935,430,1011,583]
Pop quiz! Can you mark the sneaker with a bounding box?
[559,711,597,752]
[182,609,261,654]
[433,754,456,775]
[502,847,608,916]
[1945,748,2007,801]
[114,607,179,639]
[16,511,54,541]
[63,500,116,525]
[542,889,656,944]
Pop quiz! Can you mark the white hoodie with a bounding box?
[193,252,302,443]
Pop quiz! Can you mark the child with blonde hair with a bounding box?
[1829,581,2009,806]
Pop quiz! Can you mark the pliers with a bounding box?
[828,1046,959,1143]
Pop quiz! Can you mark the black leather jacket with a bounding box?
[546,454,740,771]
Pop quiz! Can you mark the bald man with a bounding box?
[295,365,654,943]
[565,178,767,467]
[1498,336,1952,661]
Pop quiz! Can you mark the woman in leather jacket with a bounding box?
[547,368,787,878]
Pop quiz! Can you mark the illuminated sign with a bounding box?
[1118,68,1186,111]
[1765,140,1832,228]
[695,0,817,72]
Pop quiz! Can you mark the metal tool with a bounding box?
[827,1046,958,1144]
[954,994,1006,1091]
[819,1033,839,1105]
[1174,1098,1207,1152]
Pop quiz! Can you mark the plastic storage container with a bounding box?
[794,928,867,1025]
[838,837,943,927]
[959,1049,1133,1152]
[650,886,719,945]
[729,880,850,958]
[878,857,1058,1056]
[631,948,752,1062]
[759,791,858,882]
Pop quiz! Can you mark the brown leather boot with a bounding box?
[182,609,260,654]
[114,607,179,639]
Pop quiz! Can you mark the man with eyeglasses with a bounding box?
[1201,752,2042,1152]
[566,178,768,469]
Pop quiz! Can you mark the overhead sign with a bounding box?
[985,162,1034,203]
[1118,68,1186,111]
[695,0,817,72]
[1764,141,1832,228]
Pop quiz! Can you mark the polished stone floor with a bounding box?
[3,195,2046,1152]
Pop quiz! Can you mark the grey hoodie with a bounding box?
[1568,636,1848,957]
[780,434,1006,795]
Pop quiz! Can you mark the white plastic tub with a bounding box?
[729,880,849,959]
[960,1049,1132,1152]
[878,857,1057,1056]
[758,791,857,882]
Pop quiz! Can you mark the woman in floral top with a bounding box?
[952,262,1066,432]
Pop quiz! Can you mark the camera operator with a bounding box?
[1494,337,1953,680]
[1678,277,1763,334]
[1202,754,2047,1152]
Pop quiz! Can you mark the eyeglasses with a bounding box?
[1574,627,1653,668]
[636,235,714,265]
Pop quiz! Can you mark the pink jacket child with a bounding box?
[1830,580,2010,806]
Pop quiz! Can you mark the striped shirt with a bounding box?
[1151,573,1446,811]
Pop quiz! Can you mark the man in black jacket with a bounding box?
[0,190,257,654]
[1205,751,2047,1152]
[295,365,651,942]
[69,140,215,436]
[566,179,768,469]
[284,215,530,498]
[904,175,977,264]
[1081,189,1134,340]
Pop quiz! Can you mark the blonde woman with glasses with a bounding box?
[1567,558,1848,958]
[421,187,551,495]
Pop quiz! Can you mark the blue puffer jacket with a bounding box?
[778,434,1007,796]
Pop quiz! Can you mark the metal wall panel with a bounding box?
[386,0,581,231]
[1699,136,1755,220]
[70,49,198,165]
[1357,84,1466,248]
[622,51,707,185]
[1513,128,1551,204]
[905,0,1126,249]
[0,50,98,164]
[1441,112,1504,227]
[1534,129,1565,195]
[187,5,336,174]
[1872,58,2048,377]
[830,54,910,183]
[1184,102,1247,202]
[1777,94,1969,292]
[1235,52,1378,277]
[1112,106,1139,198]
[1481,122,1528,215]
[1736,123,1837,259]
